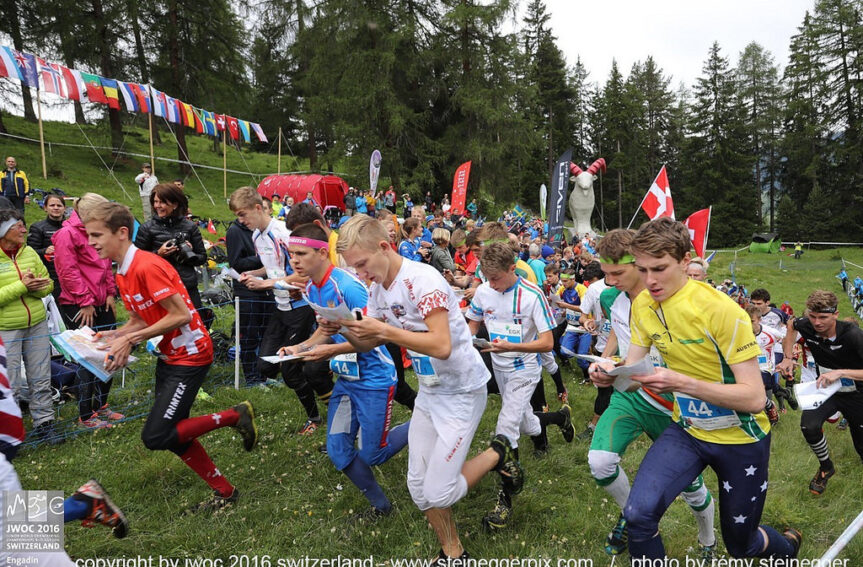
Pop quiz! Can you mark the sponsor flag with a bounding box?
[0,47,23,81]
[450,160,472,215]
[226,116,239,140]
[164,94,180,124]
[80,72,108,104]
[369,149,382,196]
[684,207,711,258]
[250,122,267,143]
[539,184,547,220]
[101,78,121,110]
[207,219,217,234]
[37,58,63,95]
[640,165,675,221]
[238,119,251,142]
[548,149,573,245]
[117,80,139,112]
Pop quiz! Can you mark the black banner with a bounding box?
[547,149,572,245]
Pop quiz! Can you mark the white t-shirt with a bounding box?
[755,325,785,373]
[580,279,610,351]
[367,258,489,394]
[252,219,295,311]
[135,173,159,196]
[466,278,555,374]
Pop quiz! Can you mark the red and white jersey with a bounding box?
[116,246,212,366]
[0,339,25,450]
[754,325,785,373]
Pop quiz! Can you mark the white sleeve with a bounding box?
[366,285,384,320]
[411,267,452,319]
[529,289,555,335]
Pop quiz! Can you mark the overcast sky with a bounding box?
[535,0,815,88]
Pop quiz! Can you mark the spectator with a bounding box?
[355,190,368,215]
[527,243,547,286]
[27,194,66,299]
[303,191,319,209]
[403,194,413,219]
[429,228,456,274]
[365,190,376,213]
[271,194,283,220]
[345,188,356,216]
[283,196,294,218]
[1,157,29,215]
[134,163,159,220]
[374,191,386,215]
[398,218,428,262]
[441,195,451,214]
[0,209,58,443]
[226,213,274,387]
[424,191,433,212]
[384,186,396,213]
[173,178,185,191]
[687,257,709,281]
[52,193,123,429]
[134,183,207,308]
[467,198,478,218]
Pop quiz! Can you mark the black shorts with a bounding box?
[141,361,210,453]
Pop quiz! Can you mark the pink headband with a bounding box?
[288,236,329,250]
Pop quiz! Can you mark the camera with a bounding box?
[166,233,198,263]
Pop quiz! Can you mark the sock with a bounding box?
[758,525,796,558]
[809,434,832,469]
[63,496,89,522]
[512,447,519,461]
[765,398,775,411]
[605,468,630,509]
[293,384,320,420]
[689,495,716,547]
[531,431,548,451]
[629,532,665,560]
[175,408,239,444]
[550,369,565,395]
[343,457,390,511]
[535,409,565,427]
[178,440,234,497]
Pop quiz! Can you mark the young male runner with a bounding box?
[745,304,787,424]
[466,242,574,530]
[594,218,799,560]
[86,202,258,513]
[230,187,333,435]
[576,261,612,439]
[277,223,409,519]
[335,214,523,564]
[587,229,716,558]
[777,290,863,495]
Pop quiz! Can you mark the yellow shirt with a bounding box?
[515,259,538,284]
[630,279,769,444]
[328,230,340,266]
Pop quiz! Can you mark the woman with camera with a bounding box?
[134,183,207,308]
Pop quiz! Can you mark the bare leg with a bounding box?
[461,448,499,489]
[425,507,463,557]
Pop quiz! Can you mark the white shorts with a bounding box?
[493,368,542,448]
[0,455,75,567]
[407,386,486,511]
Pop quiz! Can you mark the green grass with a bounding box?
[18,246,863,563]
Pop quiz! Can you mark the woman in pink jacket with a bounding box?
[52,193,124,429]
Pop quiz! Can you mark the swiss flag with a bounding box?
[207,219,217,234]
[641,165,675,220]
[214,113,226,132]
[226,116,239,140]
[684,207,711,258]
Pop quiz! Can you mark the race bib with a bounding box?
[266,268,292,299]
[647,347,664,368]
[330,353,360,381]
[757,354,771,372]
[676,394,742,431]
[408,350,440,387]
[818,365,857,393]
[487,320,524,359]
[565,310,582,326]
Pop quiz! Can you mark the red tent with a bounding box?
[257,174,349,212]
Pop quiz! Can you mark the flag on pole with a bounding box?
[180,102,196,128]
[369,150,382,196]
[250,122,267,143]
[101,78,121,110]
[641,165,675,220]
[450,161,472,216]
[215,114,226,132]
[684,207,711,258]
[80,72,108,104]
[548,149,573,245]
[207,219,217,234]
[36,58,63,95]
[0,47,22,81]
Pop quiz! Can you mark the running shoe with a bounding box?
[559,404,575,443]
[838,418,848,431]
[482,490,512,531]
[490,434,524,495]
[699,543,716,563]
[783,528,802,558]
[298,419,321,436]
[232,401,258,451]
[348,506,391,524]
[809,467,835,496]
[78,414,112,430]
[432,549,470,567]
[73,479,129,539]
[97,404,125,421]
[765,402,779,426]
[557,390,569,405]
[605,513,628,556]
[185,488,239,514]
[576,425,595,442]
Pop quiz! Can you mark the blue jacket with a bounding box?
[1,170,28,199]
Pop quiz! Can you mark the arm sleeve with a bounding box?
[414,271,451,318]
[712,303,760,365]
[465,287,485,322]
[339,276,369,311]
[142,262,180,304]
[26,224,48,256]
[226,228,263,273]
[530,291,555,334]
[133,222,154,252]
[0,279,27,307]
[51,231,95,306]
[21,172,28,196]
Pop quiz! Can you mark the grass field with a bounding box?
[14,247,863,564]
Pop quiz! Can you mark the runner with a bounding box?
[85,202,258,513]
[335,214,523,564]
[587,229,716,558]
[777,290,863,496]
[594,218,799,560]
[576,261,612,440]
[745,304,787,425]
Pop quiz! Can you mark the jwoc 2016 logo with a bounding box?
[2,490,64,552]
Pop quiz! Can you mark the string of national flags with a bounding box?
[0,45,268,144]
[638,164,711,258]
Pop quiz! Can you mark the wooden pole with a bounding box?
[617,140,622,228]
[277,127,282,175]
[223,131,227,199]
[148,112,155,176]
[36,90,47,179]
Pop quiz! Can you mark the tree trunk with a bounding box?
[59,33,86,124]
[295,0,317,169]
[0,108,6,134]
[128,0,160,144]
[91,0,124,153]
[4,0,36,121]
[168,0,190,175]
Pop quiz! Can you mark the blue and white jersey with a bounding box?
[398,239,422,262]
[304,266,396,390]
[252,219,306,312]
[466,277,555,374]
[760,306,790,354]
